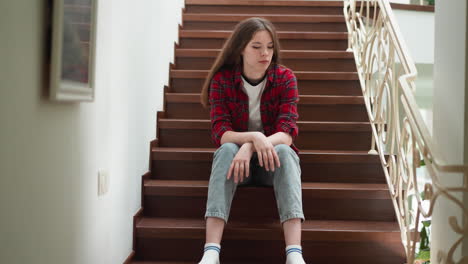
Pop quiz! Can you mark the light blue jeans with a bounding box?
[205,143,305,223]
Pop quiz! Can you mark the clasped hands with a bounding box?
[226,132,281,184]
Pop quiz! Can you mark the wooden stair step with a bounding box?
[183,13,346,23]
[130,256,270,264]
[170,69,358,80]
[129,262,192,264]
[176,48,354,59]
[130,260,305,264]
[182,13,346,32]
[131,262,257,264]
[144,180,390,199]
[158,118,372,150]
[179,30,348,50]
[132,259,402,264]
[152,147,382,163]
[165,93,363,104]
[163,93,368,122]
[185,0,344,16]
[151,147,386,184]
[134,242,405,264]
[130,262,314,264]
[175,48,354,58]
[186,0,345,7]
[137,217,400,241]
[174,49,356,71]
[180,30,347,40]
[143,180,394,221]
[133,217,405,263]
[171,77,362,95]
[159,118,370,130]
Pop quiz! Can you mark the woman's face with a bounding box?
[241,30,274,77]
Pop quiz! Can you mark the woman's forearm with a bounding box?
[220,131,292,147]
[220,131,259,145]
[267,132,292,146]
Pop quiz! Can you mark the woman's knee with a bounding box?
[215,143,239,158]
[274,144,296,160]
[219,142,239,153]
[210,143,239,182]
[273,144,301,176]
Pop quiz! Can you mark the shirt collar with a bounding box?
[234,64,276,90]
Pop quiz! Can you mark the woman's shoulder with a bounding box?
[272,64,296,81]
[212,66,237,81]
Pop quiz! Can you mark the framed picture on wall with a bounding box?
[50,0,97,102]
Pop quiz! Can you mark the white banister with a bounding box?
[344,0,468,263]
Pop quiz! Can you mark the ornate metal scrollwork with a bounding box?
[344,1,468,263]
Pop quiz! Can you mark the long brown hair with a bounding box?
[200,17,281,108]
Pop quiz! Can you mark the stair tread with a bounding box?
[153,146,378,155]
[143,180,391,199]
[159,118,371,131]
[170,69,358,80]
[180,30,348,39]
[154,146,217,153]
[176,48,354,58]
[165,93,364,104]
[171,70,356,73]
[130,262,191,264]
[186,0,344,7]
[137,217,400,234]
[183,13,346,22]
[130,262,270,264]
[160,118,369,123]
[145,179,389,190]
[152,147,383,164]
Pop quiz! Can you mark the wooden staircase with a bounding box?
[126,1,406,263]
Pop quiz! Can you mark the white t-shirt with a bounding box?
[241,75,267,132]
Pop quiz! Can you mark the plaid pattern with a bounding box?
[209,64,299,153]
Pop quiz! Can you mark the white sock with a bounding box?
[198,243,221,264]
[286,245,306,264]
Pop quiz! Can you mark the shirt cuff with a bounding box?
[213,127,233,146]
[276,123,298,139]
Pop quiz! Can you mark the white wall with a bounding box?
[431,0,468,262]
[0,0,184,263]
[392,7,435,133]
[394,9,434,64]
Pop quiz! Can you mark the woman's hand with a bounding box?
[227,143,254,184]
[251,132,281,172]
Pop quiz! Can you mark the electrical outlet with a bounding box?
[98,169,109,196]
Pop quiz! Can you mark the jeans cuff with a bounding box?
[280,212,305,223]
[205,211,229,223]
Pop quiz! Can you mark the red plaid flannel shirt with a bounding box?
[209,64,299,153]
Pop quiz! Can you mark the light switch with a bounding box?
[98,169,109,196]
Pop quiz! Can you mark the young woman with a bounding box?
[198,17,306,264]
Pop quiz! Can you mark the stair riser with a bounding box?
[135,238,405,263]
[171,79,362,95]
[185,6,344,15]
[151,160,386,184]
[158,129,372,150]
[144,194,395,221]
[165,103,369,122]
[182,21,347,32]
[175,57,357,72]
[179,38,348,50]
